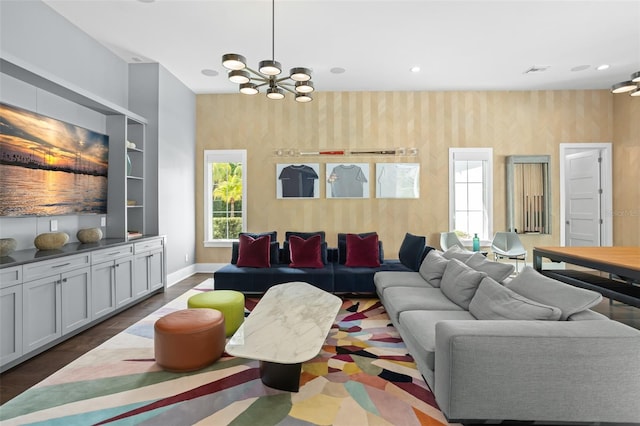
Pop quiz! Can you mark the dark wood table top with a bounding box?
[533,246,640,279]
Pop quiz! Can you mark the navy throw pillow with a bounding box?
[398,232,426,271]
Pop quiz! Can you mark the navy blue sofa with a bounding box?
[214,247,412,294]
[213,231,430,294]
[213,231,432,295]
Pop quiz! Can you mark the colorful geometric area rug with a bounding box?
[0,279,458,425]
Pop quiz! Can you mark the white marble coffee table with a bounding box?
[225,281,342,391]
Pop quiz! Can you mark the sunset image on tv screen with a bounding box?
[0,102,109,216]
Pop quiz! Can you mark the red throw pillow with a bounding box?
[236,234,271,267]
[345,233,381,267]
[289,234,323,268]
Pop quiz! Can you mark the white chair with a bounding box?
[440,232,466,251]
[491,232,527,273]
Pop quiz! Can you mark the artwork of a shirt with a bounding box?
[377,164,419,198]
[279,165,319,197]
[328,165,368,197]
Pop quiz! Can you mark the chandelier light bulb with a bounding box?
[611,71,640,96]
[266,87,285,99]
[295,93,312,103]
[611,81,637,94]
[228,70,250,84]
[290,67,312,82]
[259,60,282,76]
[222,53,246,70]
[239,82,258,95]
[295,81,314,94]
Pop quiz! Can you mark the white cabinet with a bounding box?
[91,244,134,319]
[21,255,91,354]
[133,238,165,298]
[1,266,23,366]
[0,237,165,372]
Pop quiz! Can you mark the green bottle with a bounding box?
[472,233,480,252]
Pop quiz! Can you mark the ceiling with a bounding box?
[43,0,640,96]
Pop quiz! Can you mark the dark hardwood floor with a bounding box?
[0,273,210,405]
[1,272,638,406]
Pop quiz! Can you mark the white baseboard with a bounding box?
[167,264,197,287]
[166,263,227,287]
[195,263,227,273]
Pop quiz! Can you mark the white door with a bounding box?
[565,150,601,246]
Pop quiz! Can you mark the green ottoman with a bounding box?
[188,290,245,337]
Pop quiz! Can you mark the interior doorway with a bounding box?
[559,143,613,247]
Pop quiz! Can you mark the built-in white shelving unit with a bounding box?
[0,55,153,242]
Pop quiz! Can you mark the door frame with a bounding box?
[559,143,613,247]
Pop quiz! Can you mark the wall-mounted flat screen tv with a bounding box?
[0,102,109,217]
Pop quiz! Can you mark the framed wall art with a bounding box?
[326,163,370,199]
[276,163,320,199]
[375,163,420,199]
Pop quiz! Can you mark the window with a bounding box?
[204,150,247,246]
[448,148,493,242]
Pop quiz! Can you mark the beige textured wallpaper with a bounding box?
[196,90,636,264]
[612,95,640,246]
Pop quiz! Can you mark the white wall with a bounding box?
[158,66,196,275]
[129,64,196,276]
[0,0,128,107]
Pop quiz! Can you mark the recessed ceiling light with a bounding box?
[330,67,346,74]
[410,66,421,73]
[201,69,219,77]
[596,64,610,71]
[571,65,590,72]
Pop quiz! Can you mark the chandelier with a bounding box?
[611,71,640,97]
[221,0,314,103]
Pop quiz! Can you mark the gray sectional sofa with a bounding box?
[374,246,640,424]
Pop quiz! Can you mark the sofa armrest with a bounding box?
[434,319,640,423]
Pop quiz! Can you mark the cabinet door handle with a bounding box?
[52,262,71,268]
[62,278,67,283]
[108,251,120,256]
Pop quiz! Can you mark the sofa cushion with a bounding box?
[469,277,562,320]
[283,241,328,264]
[398,310,475,372]
[440,258,487,309]
[418,249,449,288]
[567,309,609,321]
[285,230,325,242]
[213,263,334,293]
[506,266,603,320]
[383,286,463,323]
[442,245,475,262]
[465,251,514,282]
[338,232,384,264]
[283,231,327,264]
[231,241,280,265]
[288,234,324,268]
[334,260,412,294]
[398,232,426,271]
[236,234,271,267]
[345,233,381,267]
[374,271,432,301]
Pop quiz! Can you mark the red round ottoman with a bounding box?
[154,308,225,372]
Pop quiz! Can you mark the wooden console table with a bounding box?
[533,246,640,308]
